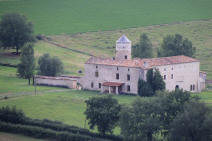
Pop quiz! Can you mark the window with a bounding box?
[128,68,130,71]
[127,74,130,81]
[127,85,130,92]
[125,55,127,59]
[91,82,94,88]
[193,85,195,91]
[175,85,179,89]
[116,73,119,79]
[172,67,174,70]
[171,74,173,79]
[117,67,119,71]
[164,75,166,80]
[164,68,166,71]
[99,83,101,89]
[96,65,98,69]
[190,85,192,91]
[95,71,99,77]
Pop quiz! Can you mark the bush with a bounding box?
[0,121,92,141]
[0,106,122,141]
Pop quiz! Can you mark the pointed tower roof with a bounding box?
[116,35,131,43]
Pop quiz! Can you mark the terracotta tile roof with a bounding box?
[103,82,124,87]
[86,55,199,69]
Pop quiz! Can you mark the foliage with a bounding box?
[17,43,35,85]
[84,95,121,135]
[158,34,196,57]
[156,89,194,137]
[137,79,153,97]
[138,69,165,97]
[38,53,64,76]
[0,13,34,54]
[0,106,122,141]
[169,101,212,141]
[0,106,25,124]
[132,34,153,58]
[120,98,162,141]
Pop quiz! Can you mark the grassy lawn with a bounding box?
[0,132,47,141]
[0,66,65,95]
[0,0,212,35]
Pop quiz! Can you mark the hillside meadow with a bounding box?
[0,66,211,132]
[0,0,212,35]
[1,20,212,78]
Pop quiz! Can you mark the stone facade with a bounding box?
[80,35,205,94]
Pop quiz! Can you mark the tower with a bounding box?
[115,35,131,60]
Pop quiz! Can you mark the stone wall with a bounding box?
[80,64,144,94]
[35,75,79,89]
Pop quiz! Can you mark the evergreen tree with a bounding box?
[138,79,153,97]
[152,69,165,92]
[132,34,153,58]
[17,43,35,85]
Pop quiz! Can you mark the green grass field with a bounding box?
[0,0,212,35]
[0,66,211,131]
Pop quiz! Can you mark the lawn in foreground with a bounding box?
[0,132,47,141]
[0,0,212,35]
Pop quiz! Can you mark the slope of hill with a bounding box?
[0,0,212,35]
[1,20,211,79]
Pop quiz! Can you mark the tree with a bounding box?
[169,101,212,141]
[17,43,35,85]
[38,54,64,76]
[137,79,153,97]
[84,95,121,135]
[0,13,34,54]
[156,89,194,138]
[138,69,165,97]
[120,98,161,141]
[151,69,165,92]
[158,34,195,57]
[132,34,153,58]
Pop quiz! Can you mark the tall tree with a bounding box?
[137,79,153,97]
[84,95,121,135]
[152,69,165,92]
[158,34,195,57]
[38,54,64,76]
[132,34,153,58]
[169,101,212,141]
[120,98,161,141]
[17,43,35,85]
[0,13,34,54]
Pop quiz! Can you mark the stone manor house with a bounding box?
[80,35,206,94]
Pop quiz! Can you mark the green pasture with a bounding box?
[0,0,212,35]
[0,66,211,131]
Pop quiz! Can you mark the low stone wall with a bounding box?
[35,75,80,89]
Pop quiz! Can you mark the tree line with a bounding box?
[0,13,64,85]
[84,90,212,141]
[132,33,196,59]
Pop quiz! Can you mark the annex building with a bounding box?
[80,35,206,94]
